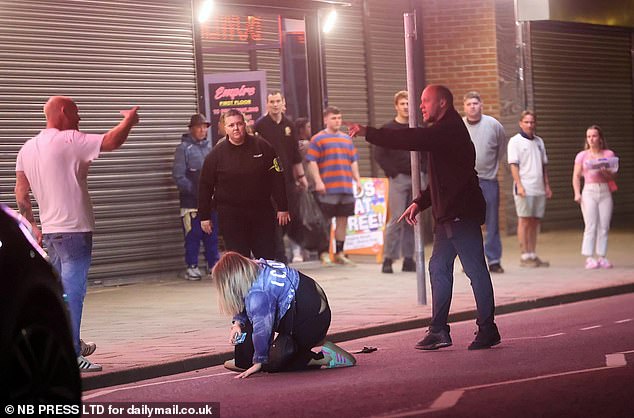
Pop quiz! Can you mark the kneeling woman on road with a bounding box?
[213,252,356,378]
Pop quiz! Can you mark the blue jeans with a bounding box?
[429,219,495,332]
[479,178,502,265]
[183,210,219,269]
[43,232,93,356]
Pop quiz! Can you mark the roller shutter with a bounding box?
[0,0,198,282]
[365,0,410,176]
[366,0,409,127]
[321,3,371,175]
[530,21,634,229]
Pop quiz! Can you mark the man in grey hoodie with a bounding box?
[172,114,220,280]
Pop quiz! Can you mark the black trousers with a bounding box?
[235,273,331,371]
[217,204,276,260]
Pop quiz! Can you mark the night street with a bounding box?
[83,293,634,417]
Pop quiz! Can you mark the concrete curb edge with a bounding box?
[82,282,634,391]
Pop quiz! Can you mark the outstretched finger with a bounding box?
[397,211,409,224]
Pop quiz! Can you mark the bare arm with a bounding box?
[543,165,552,199]
[101,106,140,152]
[308,161,325,194]
[293,162,308,190]
[351,161,361,194]
[509,163,525,197]
[15,171,42,245]
[572,163,583,203]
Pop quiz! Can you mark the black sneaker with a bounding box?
[415,328,452,350]
[402,257,416,272]
[488,263,504,273]
[382,258,393,274]
[468,324,501,350]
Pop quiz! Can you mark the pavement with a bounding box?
[80,228,634,390]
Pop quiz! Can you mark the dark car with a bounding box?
[0,204,81,403]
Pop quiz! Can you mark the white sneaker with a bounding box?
[80,339,96,357]
[186,266,202,280]
[77,355,102,372]
[292,255,304,263]
[598,257,613,269]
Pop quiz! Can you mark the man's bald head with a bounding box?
[44,96,80,130]
[419,84,454,124]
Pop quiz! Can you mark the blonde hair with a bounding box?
[463,91,481,102]
[212,252,260,315]
[394,90,408,105]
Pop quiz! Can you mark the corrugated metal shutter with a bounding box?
[257,15,282,92]
[365,0,409,177]
[0,0,198,282]
[530,21,634,229]
[366,0,409,127]
[321,3,371,175]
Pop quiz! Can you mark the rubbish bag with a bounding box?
[288,190,330,251]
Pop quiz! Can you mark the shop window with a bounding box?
[281,18,310,121]
[199,10,311,140]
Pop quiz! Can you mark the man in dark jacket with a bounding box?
[172,114,220,280]
[254,91,308,263]
[348,85,500,351]
[375,90,417,274]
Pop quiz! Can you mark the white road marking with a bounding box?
[83,370,234,400]
[615,319,632,324]
[580,325,601,331]
[504,332,565,341]
[376,351,629,418]
[429,390,464,409]
[605,354,626,367]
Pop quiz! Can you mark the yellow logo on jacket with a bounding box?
[270,157,283,172]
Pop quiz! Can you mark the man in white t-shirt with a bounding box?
[507,110,552,267]
[463,91,507,274]
[15,96,139,372]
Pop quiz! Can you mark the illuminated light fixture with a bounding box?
[322,9,337,33]
[198,0,214,23]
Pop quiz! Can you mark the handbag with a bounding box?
[262,294,297,372]
[608,180,618,192]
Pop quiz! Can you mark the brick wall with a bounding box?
[419,0,501,118]
[419,0,510,233]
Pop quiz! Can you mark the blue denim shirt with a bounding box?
[233,259,299,364]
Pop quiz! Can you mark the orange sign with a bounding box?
[202,15,263,41]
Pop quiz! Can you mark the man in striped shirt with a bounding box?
[306,106,361,266]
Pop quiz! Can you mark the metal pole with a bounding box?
[404,12,427,305]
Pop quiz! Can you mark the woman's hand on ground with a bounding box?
[235,362,262,379]
[229,323,242,344]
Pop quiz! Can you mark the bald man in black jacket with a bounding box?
[348,85,500,351]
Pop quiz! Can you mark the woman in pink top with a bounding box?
[572,125,618,269]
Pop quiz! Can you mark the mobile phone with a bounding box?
[233,332,247,344]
